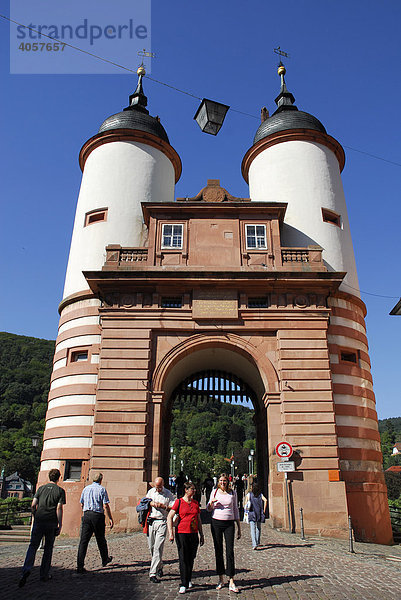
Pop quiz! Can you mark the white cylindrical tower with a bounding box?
[38,70,181,535]
[242,65,359,296]
[64,68,181,300]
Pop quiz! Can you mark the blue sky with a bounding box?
[0,1,400,419]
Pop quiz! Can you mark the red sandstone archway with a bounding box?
[150,333,280,492]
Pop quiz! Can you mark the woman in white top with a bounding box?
[207,473,241,593]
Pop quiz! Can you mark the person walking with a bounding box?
[146,476,175,583]
[244,482,268,549]
[202,474,214,505]
[207,473,241,593]
[167,482,204,594]
[19,468,65,587]
[76,472,113,573]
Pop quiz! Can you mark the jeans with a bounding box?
[211,519,235,577]
[22,518,58,578]
[77,511,109,569]
[249,520,261,548]
[176,532,199,587]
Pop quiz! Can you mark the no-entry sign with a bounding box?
[275,441,293,459]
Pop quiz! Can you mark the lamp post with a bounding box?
[170,446,174,474]
[31,435,40,448]
[231,460,235,478]
[173,454,176,473]
[180,459,184,472]
[250,449,255,475]
[248,454,252,476]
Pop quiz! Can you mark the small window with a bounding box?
[246,224,267,249]
[84,208,108,226]
[340,350,359,364]
[70,350,88,363]
[64,460,82,481]
[161,297,182,308]
[162,224,183,249]
[322,208,341,228]
[248,297,269,308]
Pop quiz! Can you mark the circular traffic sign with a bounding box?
[275,441,293,459]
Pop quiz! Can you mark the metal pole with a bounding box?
[285,472,292,533]
[300,507,305,540]
[348,515,355,553]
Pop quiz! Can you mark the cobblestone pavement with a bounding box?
[1,517,401,600]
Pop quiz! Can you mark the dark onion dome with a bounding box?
[254,110,326,144]
[253,64,326,145]
[98,66,170,144]
[99,110,170,143]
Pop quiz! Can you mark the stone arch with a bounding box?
[150,333,280,491]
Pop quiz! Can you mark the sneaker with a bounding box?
[150,576,160,583]
[157,568,163,578]
[18,572,30,588]
[102,556,113,567]
[179,586,186,594]
[188,581,193,588]
[76,567,87,574]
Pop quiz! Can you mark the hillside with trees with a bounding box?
[0,332,54,484]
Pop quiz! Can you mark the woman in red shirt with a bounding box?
[167,482,204,594]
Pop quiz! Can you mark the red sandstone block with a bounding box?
[279,330,327,339]
[102,329,151,340]
[93,423,146,434]
[280,369,331,380]
[298,446,339,458]
[279,339,328,349]
[284,423,336,435]
[100,359,150,370]
[283,412,335,424]
[100,349,151,359]
[101,339,151,349]
[96,390,148,401]
[95,412,147,423]
[93,433,146,445]
[297,458,340,470]
[91,446,145,458]
[283,401,334,412]
[91,457,143,469]
[101,323,152,335]
[280,359,330,370]
[283,380,332,390]
[280,349,329,359]
[97,380,148,390]
[99,369,149,380]
[285,435,338,446]
[95,402,148,412]
[281,391,333,400]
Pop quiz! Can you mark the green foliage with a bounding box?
[170,393,255,480]
[0,332,54,483]
[385,472,401,501]
[379,417,401,470]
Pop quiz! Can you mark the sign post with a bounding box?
[276,442,294,533]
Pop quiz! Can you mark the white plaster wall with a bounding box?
[248,140,360,295]
[43,438,92,450]
[48,395,96,410]
[56,335,101,353]
[46,416,94,429]
[58,316,100,335]
[63,140,175,299]
[50,374,98,390]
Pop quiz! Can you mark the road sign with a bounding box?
[275,441,293,459]
[277,461,295,472]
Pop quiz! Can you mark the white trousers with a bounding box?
[148,520,167,577]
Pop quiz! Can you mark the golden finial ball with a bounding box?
[137,65,146,76]
[278,65,286,76]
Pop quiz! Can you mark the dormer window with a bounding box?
[162,224,183,249]
[246,224,267,249]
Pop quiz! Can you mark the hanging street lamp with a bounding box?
[194,98,230,135]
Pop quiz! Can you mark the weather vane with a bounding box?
[137,48,156,70]
[274,46,290,59]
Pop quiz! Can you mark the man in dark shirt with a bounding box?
[19,468,66,588]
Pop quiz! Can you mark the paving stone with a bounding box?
[1,521,401,599]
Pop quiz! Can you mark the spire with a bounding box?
[124,66,149,114]
[274,62,297,112]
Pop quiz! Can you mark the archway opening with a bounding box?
[157,345,268,496]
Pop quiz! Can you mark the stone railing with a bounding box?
[104,245,148,267]
[281,246,323,266]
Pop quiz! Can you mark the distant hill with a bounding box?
[0,332,54,483]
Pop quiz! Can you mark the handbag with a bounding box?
[173,499,181,528]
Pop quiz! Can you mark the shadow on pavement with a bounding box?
[239,573,323,590]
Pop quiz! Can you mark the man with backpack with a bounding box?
[146,476,175,583]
